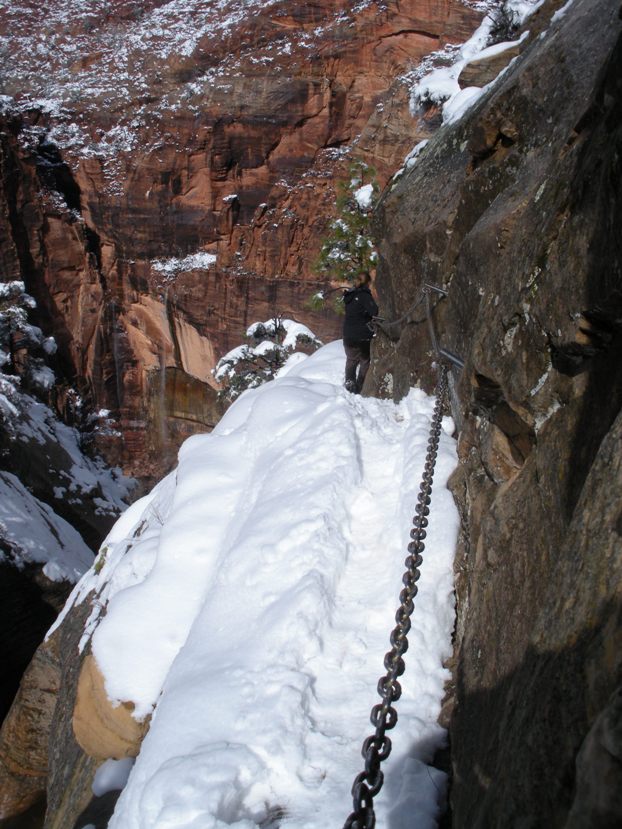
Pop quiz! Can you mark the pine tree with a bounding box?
[0,281,57,394]
[309,161,379,312]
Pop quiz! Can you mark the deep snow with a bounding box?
[55,342,459,828]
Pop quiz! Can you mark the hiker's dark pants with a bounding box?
[344,339,371,391]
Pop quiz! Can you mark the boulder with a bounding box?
[73,654,148,762]
[459,41,523,88]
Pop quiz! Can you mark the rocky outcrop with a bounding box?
[371,0,622,824]
[73,655,148,761]
[0,0,483,482]
[0,625,60,821]
[0,598,109,829]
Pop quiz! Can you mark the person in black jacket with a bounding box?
[342,271,379,393]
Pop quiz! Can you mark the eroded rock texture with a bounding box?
[0,0,482,482]
[371,0,622,824]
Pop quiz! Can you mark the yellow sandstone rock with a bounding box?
[72,654,149,761]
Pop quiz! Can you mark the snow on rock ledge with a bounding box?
[0,471,93,582]
[57,342,459,828]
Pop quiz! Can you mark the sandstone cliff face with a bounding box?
[0,4,490,825]
[371,0,622,824]
[0,0,482,481]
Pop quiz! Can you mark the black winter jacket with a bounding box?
[342,286,379,342]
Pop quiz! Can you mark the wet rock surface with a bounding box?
[371,0,622,824]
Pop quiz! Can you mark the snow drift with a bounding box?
[55,342,459,828]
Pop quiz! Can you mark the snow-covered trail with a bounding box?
[56,342,458,829]
[291,378,457,829]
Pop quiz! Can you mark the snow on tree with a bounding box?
[0,281,38,356]
[310,161,379,312]
[213,316,322,402]
[0,280,57,403]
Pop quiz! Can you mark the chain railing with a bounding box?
[343,363,449,829]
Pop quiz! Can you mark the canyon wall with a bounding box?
[371,0,622,824]
[0,3,487,825]
[6,0,620,826]
[0,0,482,482]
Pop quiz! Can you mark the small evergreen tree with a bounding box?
[310,161,379,311]
[0,281,56,394]
[214,316,322,402]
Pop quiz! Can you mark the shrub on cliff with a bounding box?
[310,162,379,312]
[0,281,57,405]
[213,316,322,402]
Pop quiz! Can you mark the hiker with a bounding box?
[342,271,378,393]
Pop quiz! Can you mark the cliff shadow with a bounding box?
[0,562,57,725]
[556,30,622,520]
[449,595,622,828]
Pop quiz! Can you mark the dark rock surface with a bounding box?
[44,600,100,829]
[0,597,98,829]
[0,563,64,726]
[371,0,622,824]
[566,685,622,828]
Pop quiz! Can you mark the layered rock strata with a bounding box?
[371,0,622,824]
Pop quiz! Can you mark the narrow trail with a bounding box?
[65,343,458,829]
[297,386,452,829]
[320,394,406,660]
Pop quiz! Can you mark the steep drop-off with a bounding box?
[4,1,621,827]
[371,0,622,824]
[0,0,483,481]
[0,271,135,731]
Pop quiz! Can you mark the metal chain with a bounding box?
[343,364,449,829]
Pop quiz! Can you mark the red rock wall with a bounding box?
[0,0,483,481]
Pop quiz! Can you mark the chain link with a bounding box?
[343,364,449,829]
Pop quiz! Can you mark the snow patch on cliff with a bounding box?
[0,0,382,165]
[1,280,133,580]
[354,183,374,210]
[152,251,218,276]
[402,0,542,140]
[0,388,133,580]
[0,471,94,582]
[57,342,459,827]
